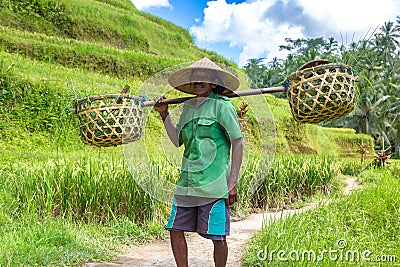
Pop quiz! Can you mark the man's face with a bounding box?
[191,70,215,97]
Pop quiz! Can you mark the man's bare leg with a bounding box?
[170,230,188,267]
[213,240,228,267]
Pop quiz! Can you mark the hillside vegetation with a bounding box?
[0,0,236,152]
[0,0,373,156]
[0,0,236,80]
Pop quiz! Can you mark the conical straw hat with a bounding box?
[168,57,240,95]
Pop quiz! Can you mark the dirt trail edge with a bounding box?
[84,177,360,267]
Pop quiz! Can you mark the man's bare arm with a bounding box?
[227,138,243,206]
[154,97,181,147]
[159,111,181,147]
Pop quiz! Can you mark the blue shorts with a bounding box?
[166,197,230,241]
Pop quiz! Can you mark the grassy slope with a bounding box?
[0,0,229,154]
[264,94,374,156]
[0,0,231,79]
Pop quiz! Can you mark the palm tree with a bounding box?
[243,58,268,88]
[373,21,400,73]
[322,37,339,58]
[384,99,400,157]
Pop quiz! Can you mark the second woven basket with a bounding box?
[286,61,356,124]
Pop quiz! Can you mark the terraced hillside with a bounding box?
[0,0,237,152]
[0,0,373,155]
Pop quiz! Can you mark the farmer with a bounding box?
[154,57,243,267]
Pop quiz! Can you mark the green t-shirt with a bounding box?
[175,92,242,199]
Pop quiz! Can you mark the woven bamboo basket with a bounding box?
[285,61,356,123]
[75,94,144,147]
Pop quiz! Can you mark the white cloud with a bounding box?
[190,0,400,66]
[298,0,399,33]
[190,0,304,65]
[130,0,171,11]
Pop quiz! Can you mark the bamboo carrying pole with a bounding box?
[142,86,285,107]
[71,86,285,113]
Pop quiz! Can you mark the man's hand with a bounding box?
[154,96,169,120]
[154,96,168,112]
[226,184,238,206]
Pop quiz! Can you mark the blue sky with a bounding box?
[130,0,400,66]
[141,0,243,30]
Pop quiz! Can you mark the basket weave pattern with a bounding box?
[76,95,144,147]
[286,63,355,123]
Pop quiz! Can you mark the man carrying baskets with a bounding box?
[154,57,243,267]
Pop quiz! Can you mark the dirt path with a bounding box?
[342,175,363,196]
[84,176,361,267]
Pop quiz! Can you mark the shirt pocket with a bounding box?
[197,118,217,139]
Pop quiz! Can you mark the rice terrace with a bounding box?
[0,0,399,266]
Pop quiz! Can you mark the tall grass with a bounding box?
[0,150,168,223]
[0,145,171,265]
[336,157,364,176]
[241,155,341,211]
[0,149,346,224]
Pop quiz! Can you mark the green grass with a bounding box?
[0,51,133,96]
[263,95,374,156]
[244,155,342,212]
[1,143,345,225]
[0,211,164,266]
[242,161,400,266]
[0,25,185,79]
[0,148,169,265]
[0,148,168,223]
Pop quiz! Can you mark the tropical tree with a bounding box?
[383,99,400,157]
[373,21,400,73]
[242,58,285,89]
[278,37,341,66]
[242,58,269,88]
